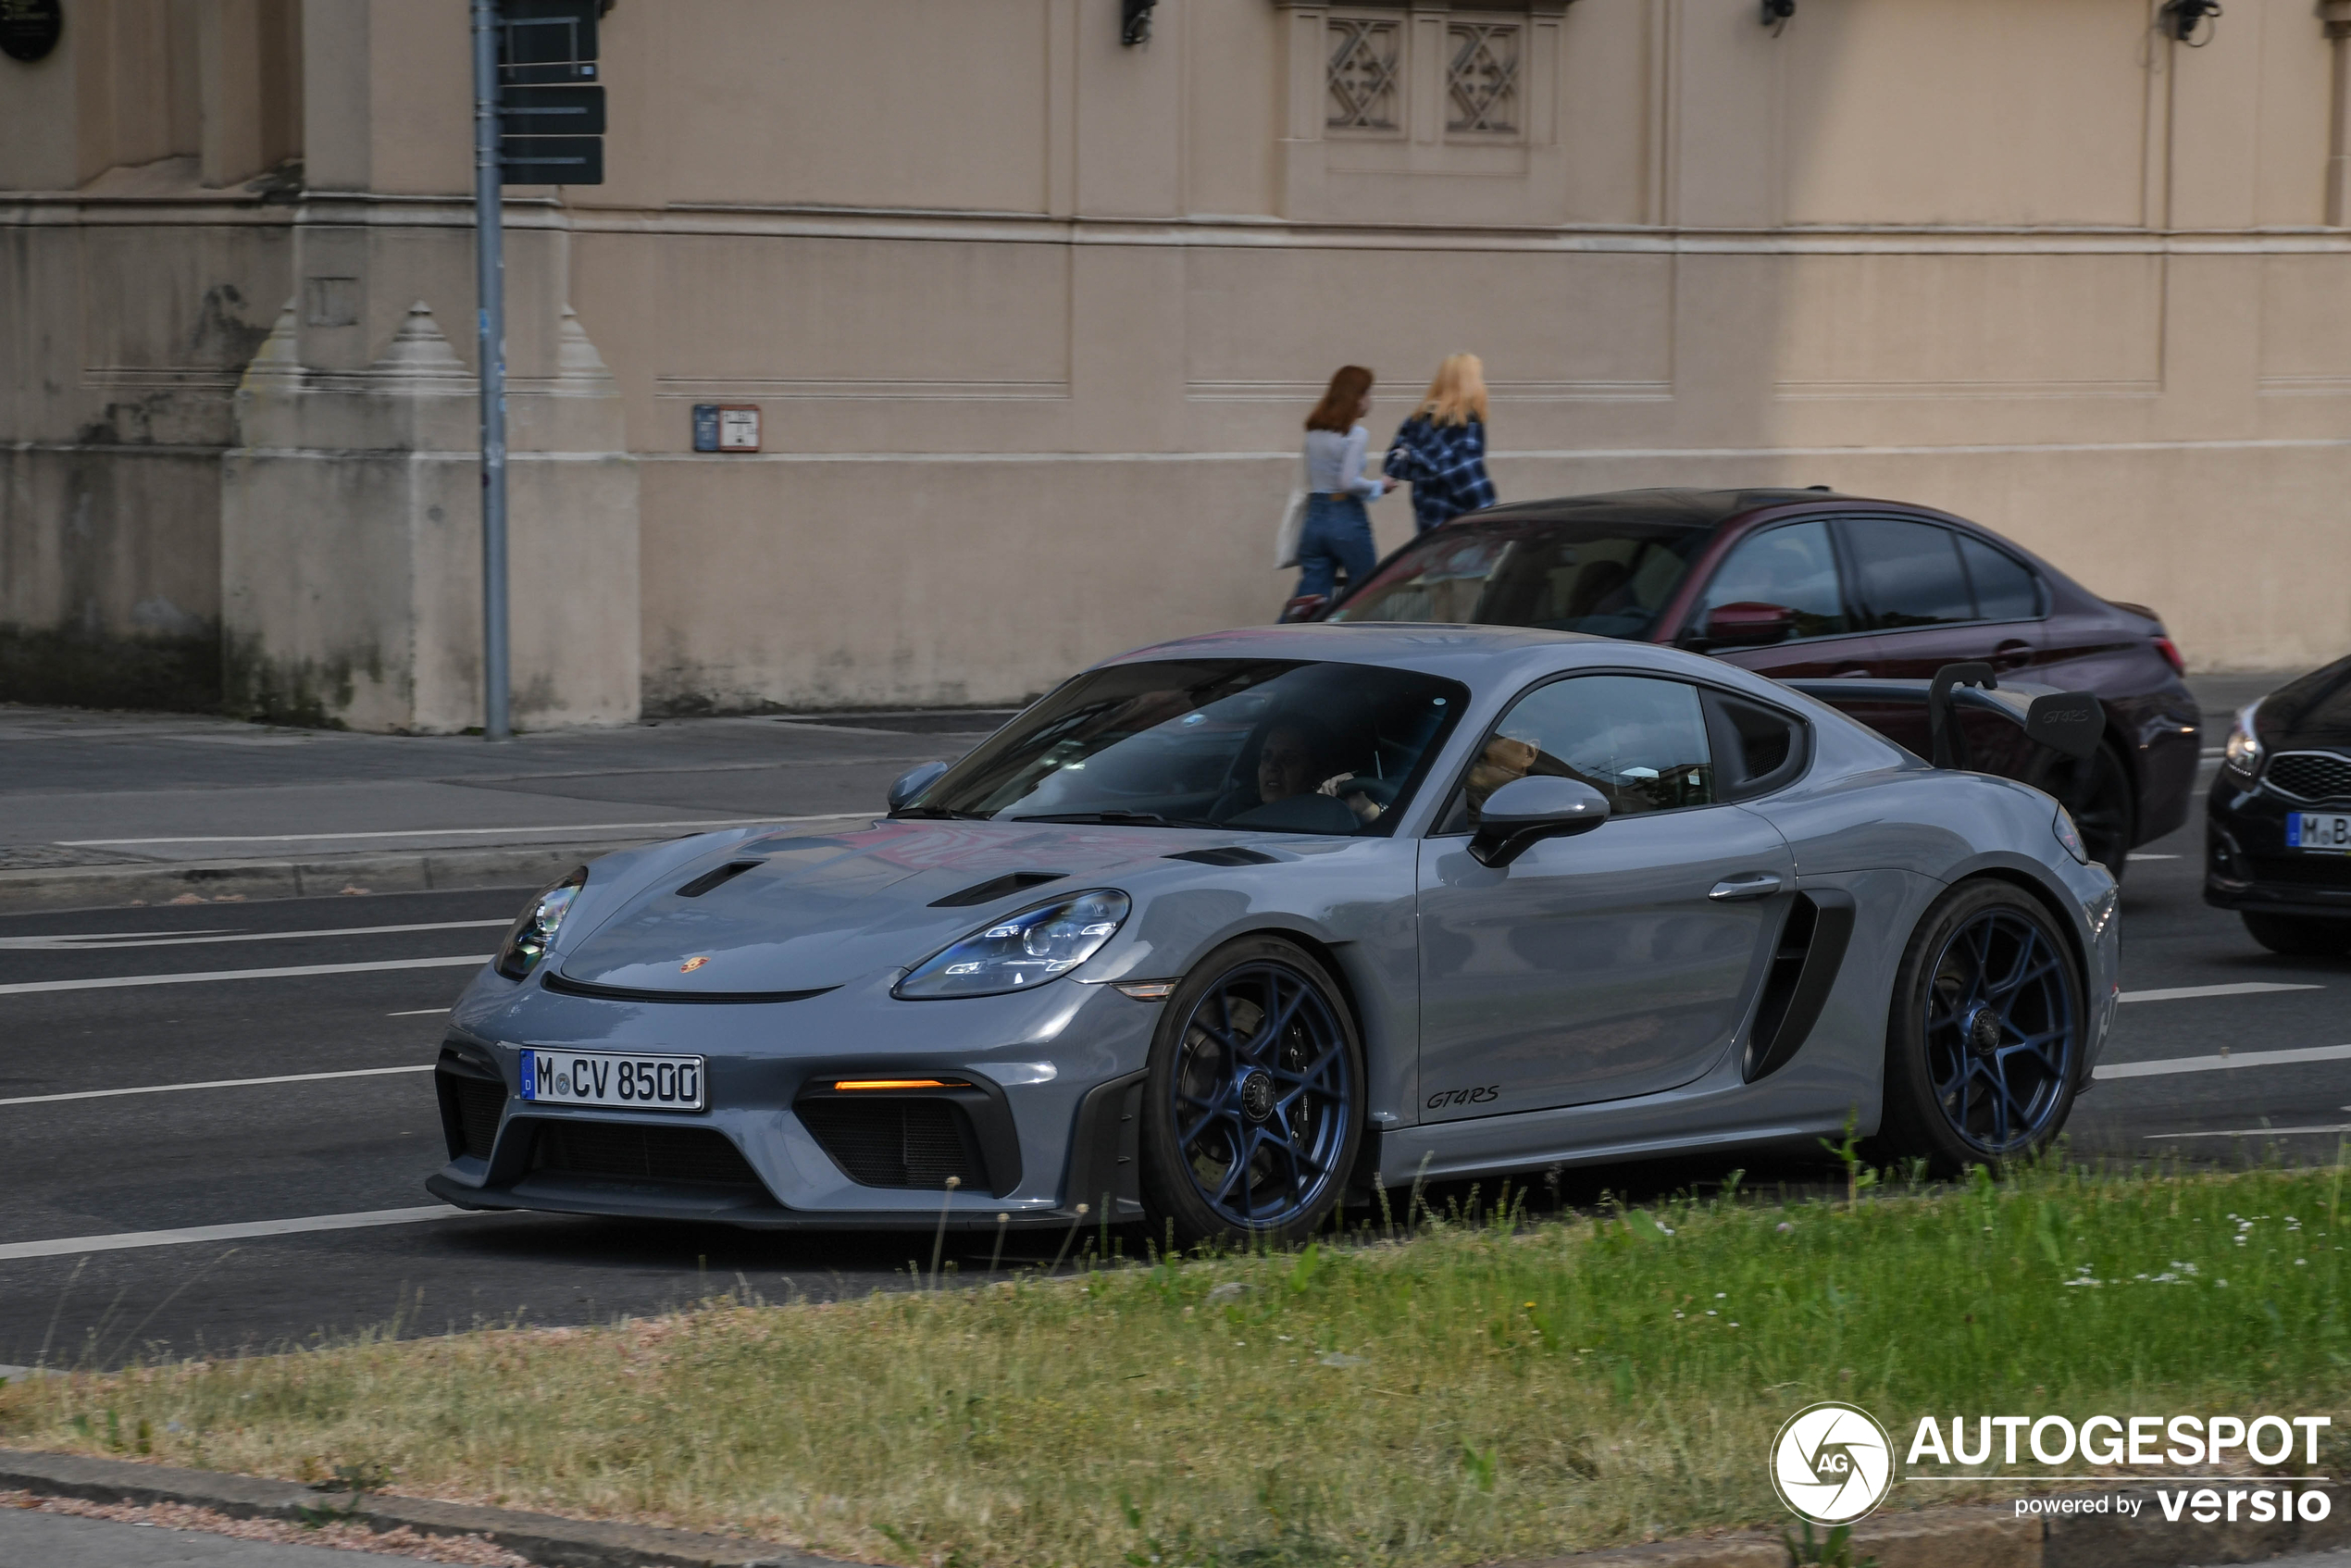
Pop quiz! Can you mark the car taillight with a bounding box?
[2152,636,2185,677]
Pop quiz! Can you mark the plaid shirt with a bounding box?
[1383,416,1497,533]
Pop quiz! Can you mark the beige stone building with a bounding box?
[4,0,2349,730]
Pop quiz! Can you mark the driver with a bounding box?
[1255,718,1385,825]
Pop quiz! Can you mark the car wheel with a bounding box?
[2049,740,2135,882]
[1876,881,2085,1175]
[1138,935,1363,1248]
[2241,912,2351,957]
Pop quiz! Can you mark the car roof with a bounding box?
[1098,621,1753,691]
[1461,486,1858,530]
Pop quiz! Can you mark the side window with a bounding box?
[1456,674,1713,827]
[1842,517,1975,630]
[1695,520,1849,639]
[1957,534,2043,622]
[1702,691,1810,802]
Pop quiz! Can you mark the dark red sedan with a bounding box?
[1288,487,2199,877]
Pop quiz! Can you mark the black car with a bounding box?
[1292,488,2201,877]
[2206,655,2351,955]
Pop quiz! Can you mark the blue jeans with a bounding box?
[1295,494,1376,602]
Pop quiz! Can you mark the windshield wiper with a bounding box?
[889,805,992,820]
[1010,811,1213,828]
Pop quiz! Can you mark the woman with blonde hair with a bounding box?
[1291,364,1399,602]
[1385,353,1497,533]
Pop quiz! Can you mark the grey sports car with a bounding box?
[428,625,2121,1244]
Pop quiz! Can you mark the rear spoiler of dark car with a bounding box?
[1785,662,2105,771]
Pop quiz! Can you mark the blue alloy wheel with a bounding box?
[1876,879,2086,1172]
[1922,907,2079,1155]
[1161,954,1357,1237]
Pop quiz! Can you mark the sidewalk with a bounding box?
[0,670,2290,913]
[0,703,1013,912]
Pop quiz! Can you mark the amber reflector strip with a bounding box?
[830,1078,966,1091]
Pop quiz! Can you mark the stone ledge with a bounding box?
[0,1450,848,1568]
[1,1450,2337,1568]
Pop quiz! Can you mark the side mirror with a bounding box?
[887,761,950,812]
[1468,776,1611,868]
[1701,602,1797,648]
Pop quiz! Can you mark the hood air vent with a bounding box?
[1165,846,1278,867]
[929,871,1067,908]
[675,860,761,898]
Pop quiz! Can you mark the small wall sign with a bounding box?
[0,0,63,63]
[692,404,761,454]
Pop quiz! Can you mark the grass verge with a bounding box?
[3,1161,2345,1567]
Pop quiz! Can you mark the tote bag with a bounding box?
[1274,485,1310,570]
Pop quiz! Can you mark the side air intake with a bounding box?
[1743,890,1856,1083]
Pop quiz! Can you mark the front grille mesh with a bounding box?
[2244,855,2351,887]
[530,1121,765,1188]
[437,1068,504,1160]
[2268,751,2351,803]
[797,1099,989,1190]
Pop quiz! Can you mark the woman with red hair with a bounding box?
[1292,365,1398,602]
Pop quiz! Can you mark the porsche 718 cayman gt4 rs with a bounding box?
[428,625,2120,1244]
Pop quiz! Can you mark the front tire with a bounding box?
[2242,912,2351,958]
[1138,936,1363,1248]
[1877,881,2085,1175]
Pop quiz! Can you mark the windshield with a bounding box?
[903,659,1468,836]
[1327,518,1710,640]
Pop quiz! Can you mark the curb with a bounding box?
[0,1450,852,1568]
[0,1454,2341,1568]
[0,841,663,914]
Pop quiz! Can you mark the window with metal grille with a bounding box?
[1446,22,1520,134]
[1326,17,1401,131]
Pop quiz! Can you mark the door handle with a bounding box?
[1709,873,1785,902]
[1993,639,2034,670]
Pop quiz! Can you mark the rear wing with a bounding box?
[1784,662,2105,771]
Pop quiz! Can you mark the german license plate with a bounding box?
[520,1049,704,1112]
[2288,812,2351,854]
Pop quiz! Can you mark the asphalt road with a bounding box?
[1,718,2345,1373]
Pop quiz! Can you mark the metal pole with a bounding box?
[471,0,512,740]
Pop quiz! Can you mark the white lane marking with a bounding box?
[58,812,869,848]
[2118,981,2322,1003]
[0,919,512,952]
[2096,1042,2351,1080]
[0,954,491,997]
[2147,1125,2351,1140]
[388,1007,450,1017]
[0,1206,468,1262]
[0,1064,433,1108]
[2125,852,2180,861]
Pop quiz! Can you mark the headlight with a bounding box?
[2221,701,2264,783]
[893,890,1130,1000]
[496,866,587,979]
[2053,805,2095,866]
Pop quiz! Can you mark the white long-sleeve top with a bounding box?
[1303,425,1384,502]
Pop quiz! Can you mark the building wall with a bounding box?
[3,0,2347,724]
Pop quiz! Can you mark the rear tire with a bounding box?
[2241,912,2351,958]
[1138,935,1363,1249]
[2048,740,2135,882]
[1876,881,2085,1176]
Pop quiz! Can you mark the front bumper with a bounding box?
[426,964,1162,1229]
[2203,777,2351,917]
